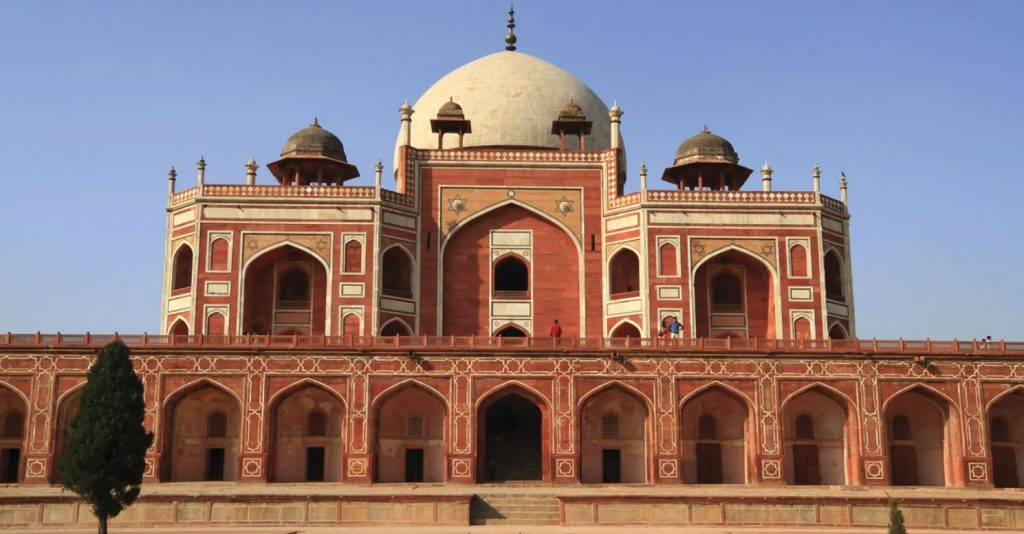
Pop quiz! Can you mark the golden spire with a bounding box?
[505,4,517,51]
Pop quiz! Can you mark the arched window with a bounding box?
[610,322,642,339]
[2,412,24,438]
[172,245,193,290]
[169,319,189,337]
[344,240,362,273]
[892,415,912,440]
[789,244,808,277]
[342,313,361,337]
[828,323,848,340]
[659,242,678,277]
[991,416,1011,442]
[382,247,413,298]
[407,415,425,438]
[795,414,815,440]
[306,410,327,437]
[698,414,717,440]
[600,413,620,438]
[824,250,844,301]
[711,271,743,312]
[794,317,812,340]
[609,249,640,296]
[495,325,527,337]
[493,256,528,293]
[209,239,229,271]
[277,269,310,304]
[206,313,225,336]
[380,319,412,337]
[207,411,227,438]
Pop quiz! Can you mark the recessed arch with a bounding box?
[883,384,960,486]
[171,242,194,291]
[475,382,552,482]
[824,247,845,301]
[0,382,28,482]
[578,382,652,483]
[372,379,450,483]
[692,244,779,278]
[788,243,808,278]
[371,379,451,415]
[440,198,583,256]
[608,247,641,297]
[240,242,329,336]
[984,385,1024,414]
[341,312,363,337]
[881,383,960,415]
[168,317,190,337]
[986,387,1024,488]
[160,378,242,481]
[205,311,227,336]
[692,245,780,339]
[493,253,529,294]
[680,383,753,484]
[51,383,86,480]
[267,380,346,482]
[609,319,643,339]
[343,239,363,274]
[380,317,413,337]
[209,237,230,272]
[780,383,857,485]
[493,323,529,337]
[828,321,849,340]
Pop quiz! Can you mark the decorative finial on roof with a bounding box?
[197,157,206,171]
[702,124,710,133]
[311,117,320,128]
[168,166,177,180]
[505,4,517,51]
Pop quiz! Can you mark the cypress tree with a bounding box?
[59,340,153,534]
[888,498,908,534]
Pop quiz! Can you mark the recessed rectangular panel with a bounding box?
[607,298,642,316]
[490,231,531,247]
[657,285,682,300]
[491,301,531,317]
[167,294,192,313]
[789,287,814,301]
[380,297,416,314]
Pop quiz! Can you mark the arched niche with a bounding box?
[609,321,641,339]
[209,238,229,271]
[381,246,413,298]
[51,387,84,481]
[493,254,529,296]
[824,249,845,302]
[658,241,678,277]
[242,244,328,335]
[789,244,808,277]
[782,386,852,485]
[0,385,27,483]
[579,385,649,483]
[380,318,412,337]
[693,249,776,339]
[680,385,751,484]
[988,389,1024,488]
[172,244,194,291]
[373,382,447,483]
[268,384,344,482]
[885,387,956,486]
[609,248,640,298]
[161,382,241,482]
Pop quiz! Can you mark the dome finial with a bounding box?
[311,117,320,128]
[505,4,517,51]
[702,124,710,133]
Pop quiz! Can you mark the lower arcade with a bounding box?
[1,335,1024,530]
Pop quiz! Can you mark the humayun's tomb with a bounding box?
[2,9,1023,531]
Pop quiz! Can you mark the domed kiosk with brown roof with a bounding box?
[661,126,752,190]
[267,118,360,186]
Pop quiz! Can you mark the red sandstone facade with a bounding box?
[2,33,1023,531]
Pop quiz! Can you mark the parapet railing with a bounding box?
[608,190,847,214]
[170,184,379,206]
[1,333,1021,355]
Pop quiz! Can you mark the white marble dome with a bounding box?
[396,51,619,164]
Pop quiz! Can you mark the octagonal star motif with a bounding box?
[315,237,328,251]
[555,196,574,216]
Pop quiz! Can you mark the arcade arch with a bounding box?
[373,382,447,483]
[824,249,845,302]
[782,386,852,485]
[171,244,194,291]
[988,389,1024,488]
[268,383,344,482]
[680,385,751,484]
[381,246,413,298]
[51,386,84,480]
[0,385,26,483]
[476,385,549,482]
[161,382,241,482]
[885,387,956,486]
[380,318,413,337]
[609,248,640,298]
[609,320,642,339]
[579,384,649,483]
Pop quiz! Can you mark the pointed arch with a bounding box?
[578,381,652,483]
[577,380,655,416]
[160,378,242,482]
[693,244,779,277]
[205,310,227,336]
[679,382,754,484]
[51,383,86,479]
[171,242,195,291]
[241,240,330,272]
[781,382,857,415]
[208,237,230,272]
[266,379,346,482]
[883,383,961,487]
[370,379,451,415]
[266,378,347,412]
[608,318,643,338]
[475,380,553,416]
[167,317,190,337]
[609,246,641,297]
[381,244,414,298]
[493,323,529,337]
[0,380,30,407]
[678,381,756,414]
[658,241,679,277]
[881,383,960,415]
[492,252,530,294]
[476,381,552,482]
[372,379,449,483]
[823,247,845,301]
[440,198,583,256]
[828,321,849,340]
[788,243,809,278]
[341,312,363,337]
[379,317,413,336]
[691,245,781,339]
[343,238,363,274]
[984,384,1024,414]
[162,378,243,412]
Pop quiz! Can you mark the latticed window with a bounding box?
[891,415,912,441]
[698,414,717,440]
[795,414,815,440]
[207,411,227,438]
[2,412,24,438]
[306,410,327,437]
[600,413,620,438]
[407,415,424,438]
[991,417,1011,442]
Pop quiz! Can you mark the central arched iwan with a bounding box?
[693,249,776,338]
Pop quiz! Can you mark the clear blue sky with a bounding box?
[1,1,1021,339]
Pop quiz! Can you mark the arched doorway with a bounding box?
[579,385,648,483]
[609,249,640,298]
[680,386,750,484]
[782,387,851,485]
[824,249,845,302]
[268,384,344,482]
[885,388,953,486]
[693,249,776,338]
[0,385,26,483]
[161,383,241,481]
[242,244,328,335]
[988,389,1024,488]
[51,387,84,481]
[374,383,447,483]
[442,204,580,336]
[172,244,193,291]
[477,389,546,482]
[828,323,848,340]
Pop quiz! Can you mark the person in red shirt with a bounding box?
[550,319,562,338]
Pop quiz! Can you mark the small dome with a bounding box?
[281,118,348,161]
[437,97,465,118]
[673,126,738,165]
[559,98,585,119]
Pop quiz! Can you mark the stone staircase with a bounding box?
[470,493,561,525]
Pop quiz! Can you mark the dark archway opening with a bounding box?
[382,247,413,298]
[610,322,641,338]
[824,251,844,301]
[609,249,640,298]
[494,256,528,295]
[380,320,412,337]
[481,394,542,482]
[172,246,193,291]
[495,325,527,337]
